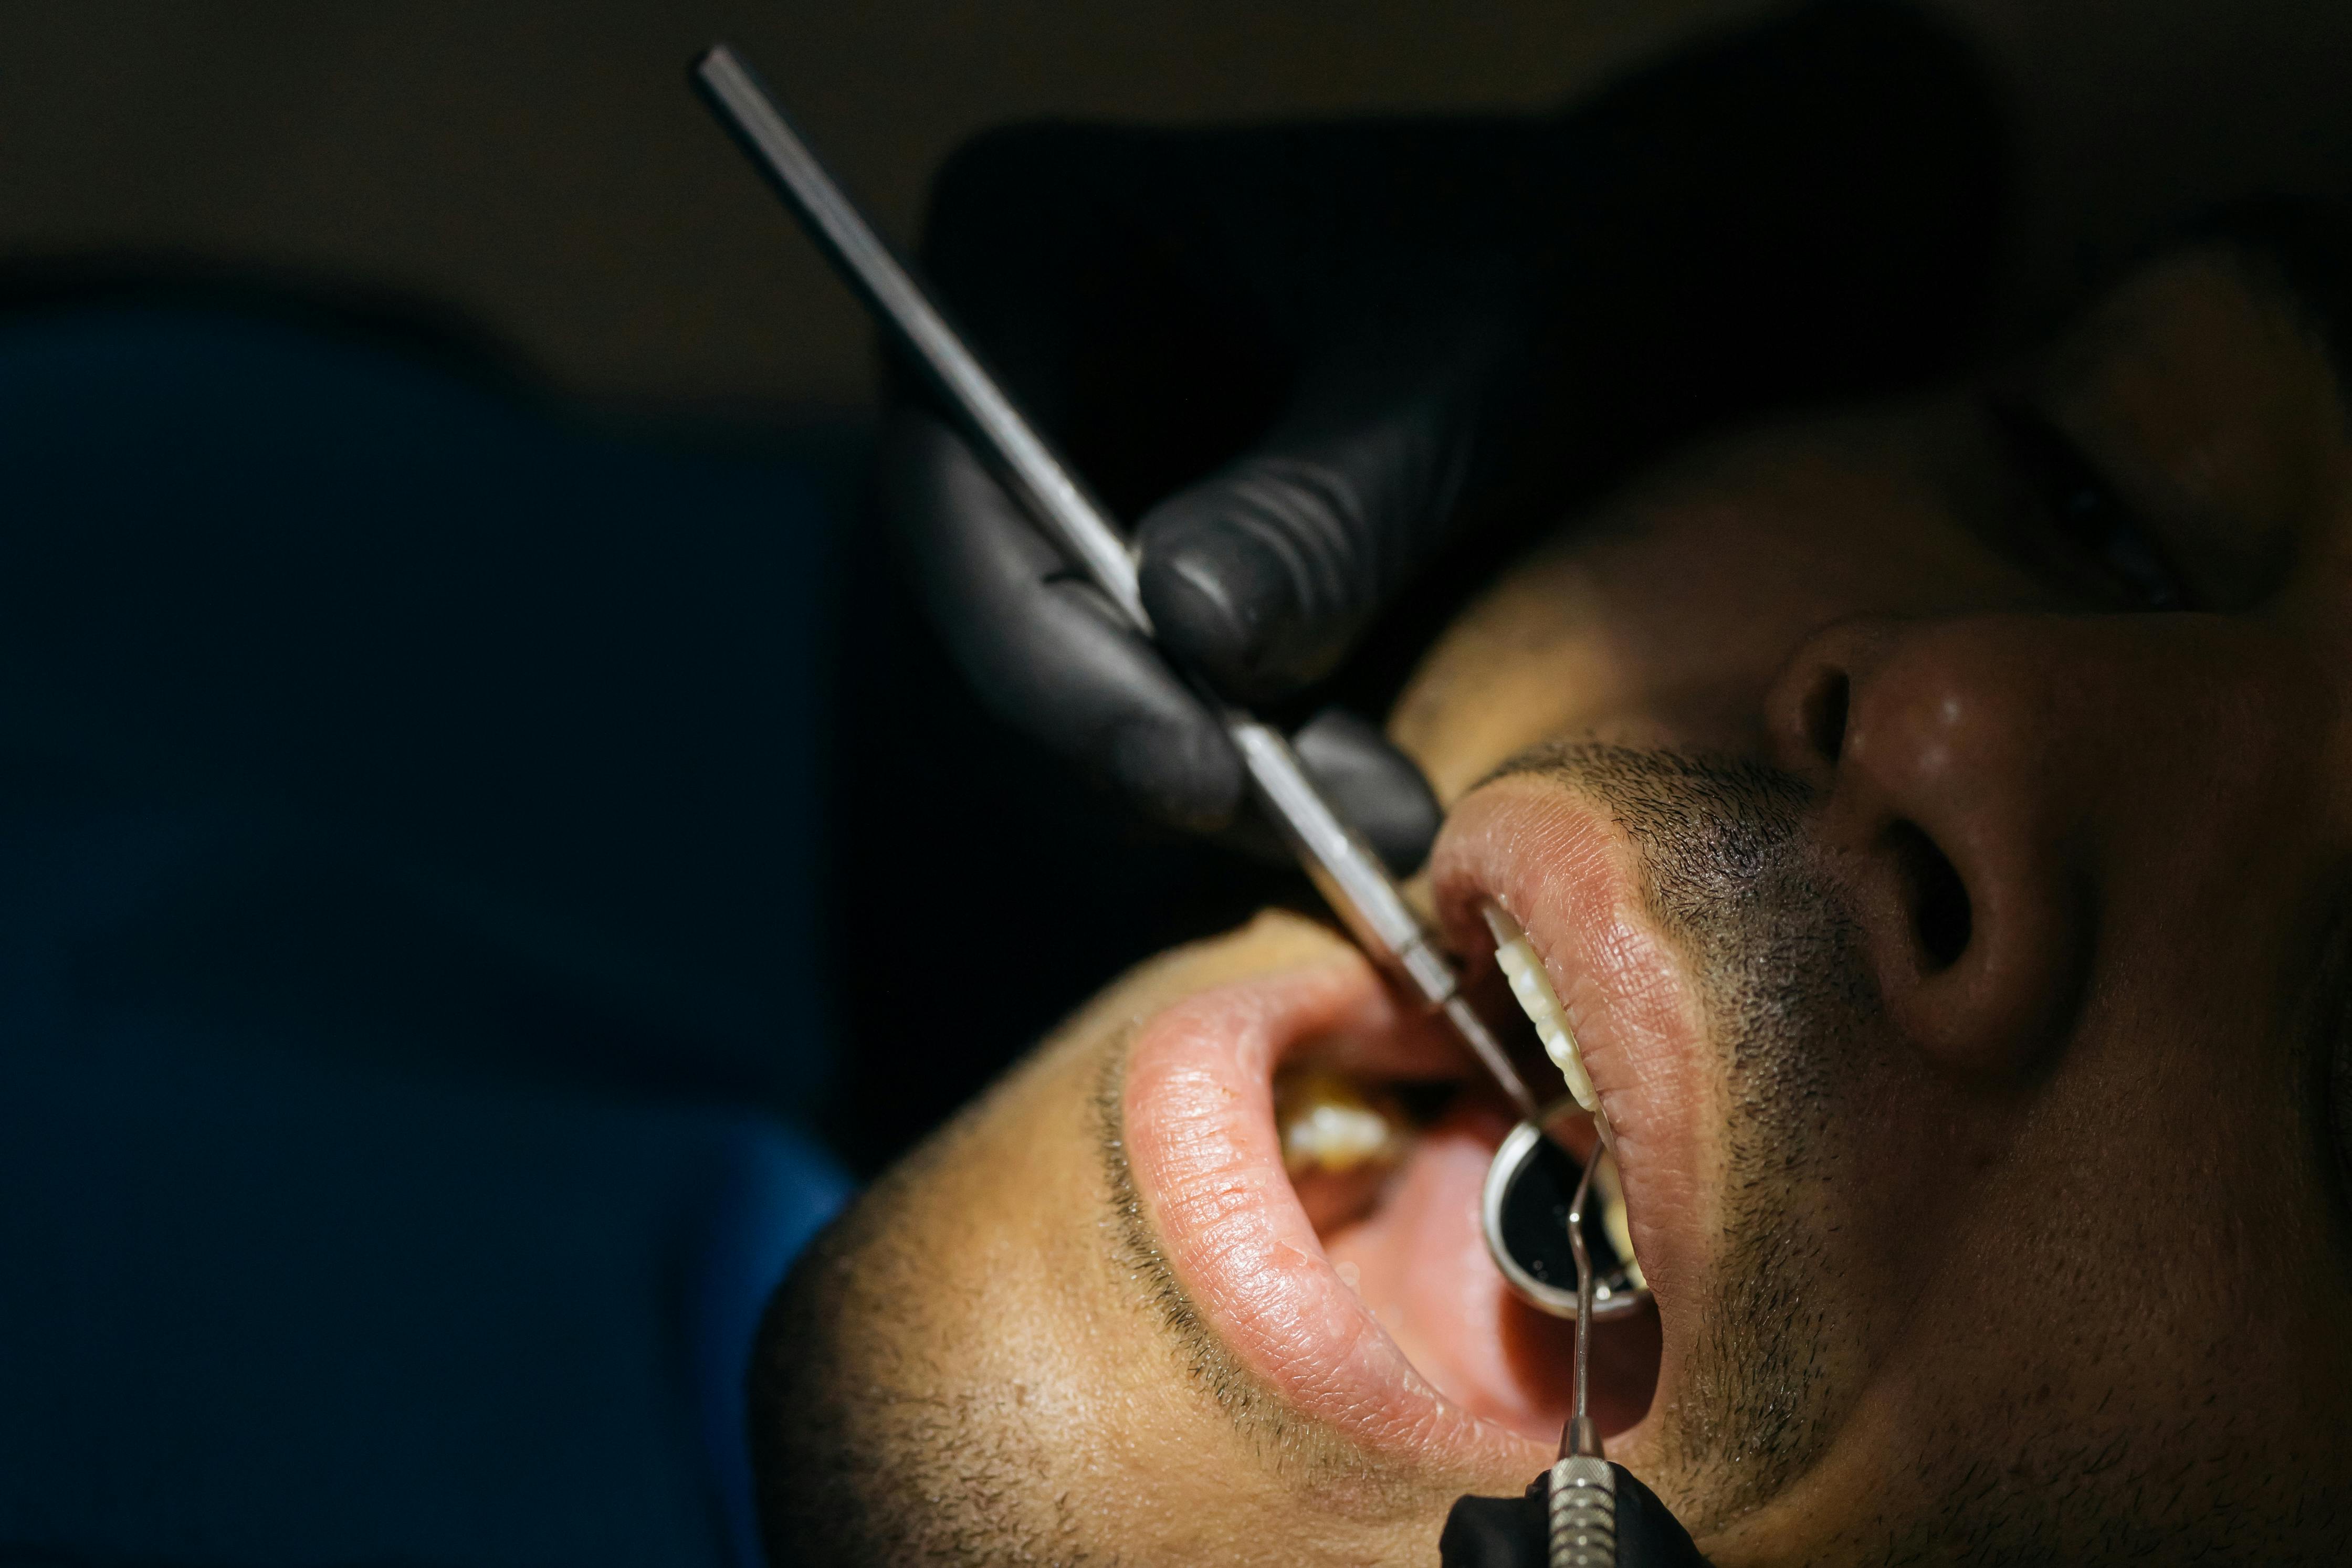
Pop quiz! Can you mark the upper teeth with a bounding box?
[1482,903,1597,1113]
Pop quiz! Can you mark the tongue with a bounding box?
[1319,1100,1658,1442]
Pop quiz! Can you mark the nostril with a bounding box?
[1886,820,1971,971]
[1801,668,1851,764]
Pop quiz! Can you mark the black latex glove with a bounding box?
[881,0,2001,871]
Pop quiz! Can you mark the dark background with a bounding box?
[0,2,1761,418]
[0,1,1766,1174]
[16,3,2348,1176]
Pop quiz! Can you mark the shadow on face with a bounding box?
[755,209,2352,1567]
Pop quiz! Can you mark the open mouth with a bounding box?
[1120,777,1716,1467]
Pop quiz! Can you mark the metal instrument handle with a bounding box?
[695,44,1536,1118]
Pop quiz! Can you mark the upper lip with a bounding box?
[1430,774,1721,1359]
[1116,774,1719,1469]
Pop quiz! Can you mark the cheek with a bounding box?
[864,949,1484,1564]
[1394,433,2041,798]
[886,1042,1283,1540]
[1392,530,1790,803]
[1392,562,1630,802]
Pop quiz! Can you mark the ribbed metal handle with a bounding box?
[1548,1456,1617,1568]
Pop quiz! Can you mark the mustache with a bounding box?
[1474,736,1872,1074]
[1476,740,1813,919]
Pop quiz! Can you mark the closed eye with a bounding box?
[1986,399,2191,611]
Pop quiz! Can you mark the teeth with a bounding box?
[1485,902,1646,1290]
[1603,1187,1646,1292]
[1582,1149,1648,1292]
[1482,902,1597,1113]
[1275,1069,1407,1177]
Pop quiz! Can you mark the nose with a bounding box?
[1766,617,2094,1078]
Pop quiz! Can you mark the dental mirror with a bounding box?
[1482,1112,1650,1320]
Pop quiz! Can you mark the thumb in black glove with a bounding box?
[883,0,2002,872]
[883,109,1561,872]
[880,402,1444,869]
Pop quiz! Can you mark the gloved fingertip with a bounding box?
[1292,707,1442,876]
[1139,522,1298,700]
[1105,715,1245,837]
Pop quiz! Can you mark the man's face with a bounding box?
[761,234,2352,1565]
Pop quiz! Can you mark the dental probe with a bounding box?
[694,43,1540,1122]
[1549,1154,1615,1568]
[1562,1155,1604,1462]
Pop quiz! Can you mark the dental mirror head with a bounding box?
[1482,1114,1651,1320]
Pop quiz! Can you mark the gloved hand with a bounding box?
[877,112,1550,871]
[1438,1461,1709,1567]
[880,1,2001,872]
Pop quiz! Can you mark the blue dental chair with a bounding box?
[0,274,856,1568]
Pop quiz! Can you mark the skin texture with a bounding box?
[755,239,2352,1564]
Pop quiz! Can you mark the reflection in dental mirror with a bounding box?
[1482,1118,1650,1320]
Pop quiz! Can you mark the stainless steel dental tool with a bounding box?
[1548,1152,1616,1566]
[1563,1152,1604,1461]
[697,47,1696,1568]
[692,43,1542,1121]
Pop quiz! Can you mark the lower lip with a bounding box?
[1119,954,1552,1467]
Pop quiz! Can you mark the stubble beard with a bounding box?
[1487,742,1880,1529]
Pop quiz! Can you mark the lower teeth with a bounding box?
[1275,1069,1407,1177]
